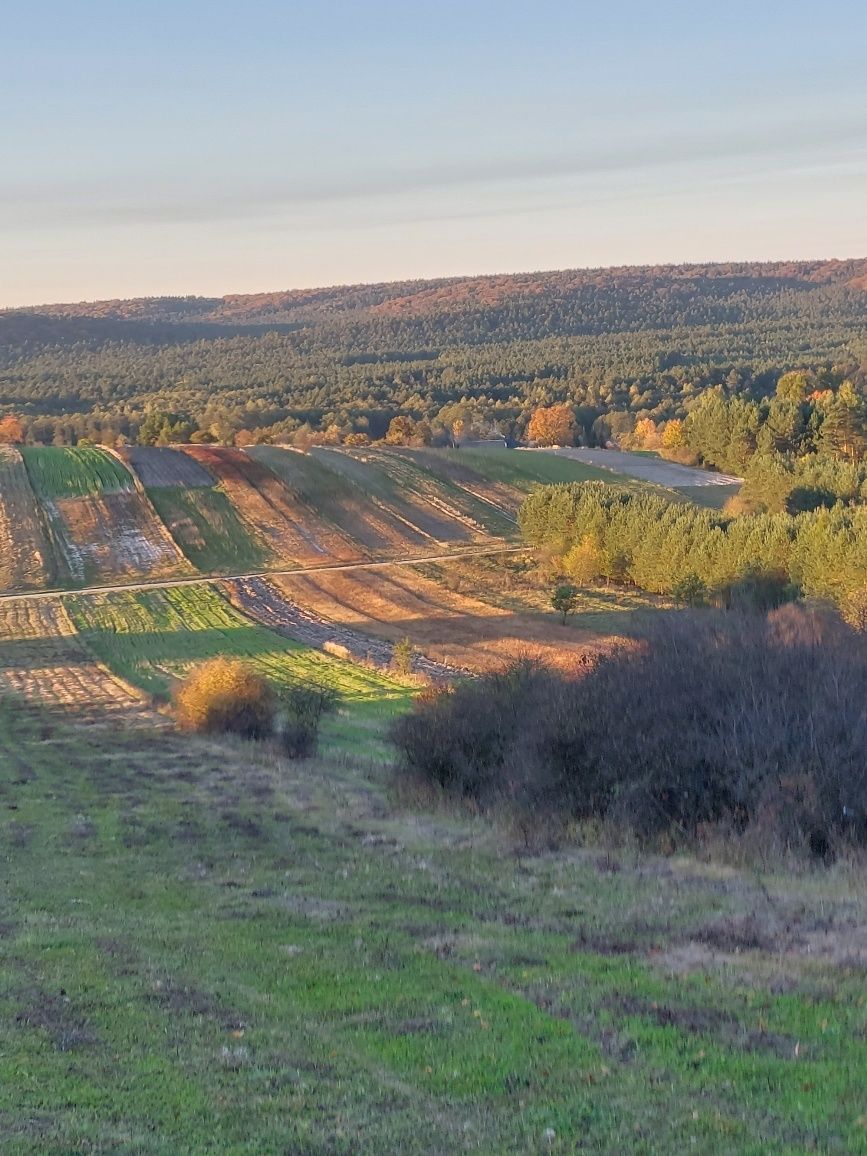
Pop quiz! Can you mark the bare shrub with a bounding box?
[277,684,338,759]
[174,658,276,738]
[391,607,867,856]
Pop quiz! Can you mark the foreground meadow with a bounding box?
[1,698,865,1154]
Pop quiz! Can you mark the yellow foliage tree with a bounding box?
[0,415,24,445]
[661,419,686,449]
[563,534,601,586]
[631,417,660,448]
[526,404,576,446]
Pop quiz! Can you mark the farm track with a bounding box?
[0,544,528,604]
[225,576,463,682]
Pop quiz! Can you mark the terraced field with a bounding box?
[249,445,434,554]
[0,597,148,720]
[66,584,416,758]
[182,446,361,565]
[20,447,187,585]
[272,565,607,673]
[0,447,52,591]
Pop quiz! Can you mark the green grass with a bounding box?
[65,584,415,758]
[676,484,742,510]
[146,487,269,573]
[21,446,133,499]
[1,697,866,1153]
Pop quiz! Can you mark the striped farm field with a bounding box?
[21,445,134,498]
[337,446,518,539]
[0,446,53,591]
[249,445,442,554]
[19,446,189,586]
[66,584,416,757]
[0,596,150,720]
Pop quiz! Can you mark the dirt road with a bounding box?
[530,447,742,488]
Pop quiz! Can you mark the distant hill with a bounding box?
[6,258,867,330]
[1,260,866,444]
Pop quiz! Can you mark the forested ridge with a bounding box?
[1,260,866,446]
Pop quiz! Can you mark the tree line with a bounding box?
[519,482,867,623]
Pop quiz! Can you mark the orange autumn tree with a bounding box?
[526,404,576,447]
[0,416,24,444]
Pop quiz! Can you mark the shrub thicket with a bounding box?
[391,608,867,855]
[174,658,276,738]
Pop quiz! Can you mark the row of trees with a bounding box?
[519,483,867,620]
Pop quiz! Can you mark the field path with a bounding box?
[0,544,529,604]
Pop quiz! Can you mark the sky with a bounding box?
[2,0,867,306]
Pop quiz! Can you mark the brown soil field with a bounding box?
[182,446,362,564]
[271,565,607,673]
[224,575,460,681]
[44,491,190,585]
[0,446,53,591]
[121,446,215,488]
[0,598,150,720]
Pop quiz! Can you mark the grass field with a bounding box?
[65,584,415,758]
[1,697,865,1154]
[21,446,133,499]
[425,444,629,492]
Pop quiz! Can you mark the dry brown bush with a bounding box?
[174,658,276,738]
[392,606,867,858]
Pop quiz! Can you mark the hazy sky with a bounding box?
[3,0,867,305]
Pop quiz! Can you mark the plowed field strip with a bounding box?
[342,447,517,538]
[309,449,480,543]
[247,446,432,553]
[0,447,53,591]
[0,598,150,721]
[44,492,189,586]
[122,446,215,488]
